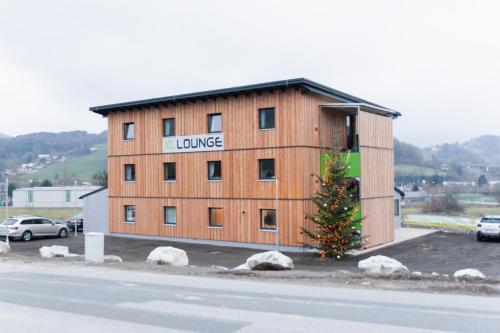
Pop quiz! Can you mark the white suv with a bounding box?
[0,216,69,241]
[477,216,500,241]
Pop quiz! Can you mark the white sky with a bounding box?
[1,0,499,147]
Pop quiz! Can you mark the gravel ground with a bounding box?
[5,230,500,275]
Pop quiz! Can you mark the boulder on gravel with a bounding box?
[0,241,10,255]
[104,255,123,263]
[146,247,188,266]
[453,268,486,280]
[233,263,251,271]
[238,251,294,271]
[39,245,69,258]
[358,255,409,275]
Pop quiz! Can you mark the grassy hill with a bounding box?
[16,144,107,183]
[396,164,446,176]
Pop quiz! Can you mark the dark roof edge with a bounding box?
[89,78,400,117]
[79,186,108,199]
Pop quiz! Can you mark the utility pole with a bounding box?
[74,179,78,237]
[4,174,9,246]
[275,177,279,250]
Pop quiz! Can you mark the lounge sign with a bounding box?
[162,133,224,153]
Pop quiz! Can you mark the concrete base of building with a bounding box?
[108,233,318,253]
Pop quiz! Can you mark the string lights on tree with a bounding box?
[302,151,363,259]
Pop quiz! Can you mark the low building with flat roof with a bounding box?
[13,186,100,208]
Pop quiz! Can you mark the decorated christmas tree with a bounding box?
[302,152,363,259]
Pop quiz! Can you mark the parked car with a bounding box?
[0,215,69,241]
[66,213,84,231]
[477,215,500,241]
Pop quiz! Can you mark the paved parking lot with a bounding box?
[6,231,500,275]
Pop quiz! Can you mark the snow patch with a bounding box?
[453,268,486,280]
[0,241,10,255]
[39,245,69,258]
[104,255,123,263]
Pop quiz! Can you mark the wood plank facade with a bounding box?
[92,79,399,249]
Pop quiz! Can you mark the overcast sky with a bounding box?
[1,0,499,147]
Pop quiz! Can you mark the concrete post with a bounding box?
[85,232,104,263]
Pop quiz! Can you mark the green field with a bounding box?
[0,207,81,221]
[395,164,445,176]
[16,144,107,183]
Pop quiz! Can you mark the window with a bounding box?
[260,209,276,230]
[164,206,176,225]
[41,219,53,225]
[164,162,176,181]
[394,199,400,216]
[21,219,40,225]
[209,208,223,227]
[123,122,135,140]
[65,190,71,202]
[259,159,275,180]
[208,113,222,133]
[259,107,275,130]
[207,161,222,180]
[124,164,136,181]
[163,118,175,137]
[346,115,356,151]
[28,190,33,203]
[125,205,135,223]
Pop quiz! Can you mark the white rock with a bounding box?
[64,253,82,258]
[233,263,251,270]
[104,255,123,263]
[39,245,69,258]
[412,271,422,276]
[146,247,188,266]
[453,268,486,280]
[245,251,294,270]
[0,241,10,255]
[358,255,409,275]
[211,265,228,270]
[431,272,440,276]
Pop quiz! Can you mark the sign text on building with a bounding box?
[162,133,224,153]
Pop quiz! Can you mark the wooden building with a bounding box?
[90,79,400,250]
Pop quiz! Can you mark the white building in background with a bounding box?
[12,186,100,208]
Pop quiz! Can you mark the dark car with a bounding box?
[66,213,84,231]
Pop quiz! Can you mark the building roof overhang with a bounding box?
[89,78,401,118]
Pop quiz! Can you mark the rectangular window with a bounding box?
[259,159,275,180]
[208,113,222,133]
[163,118,175,137]
[209,207,223,227]
[65,190,71,202]
[259,107,275,130]
[394,199,400,216]
[207,161,222,180]
[125,205,136,223]
[124,164,136,181]
[260,209,276,230]
[123,122,135,140]
[164,206,176,225]
[164,162,176,181]
[346,115,356,150]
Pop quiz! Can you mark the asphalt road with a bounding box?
[7,231,500,275]
[0,261,498,333]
